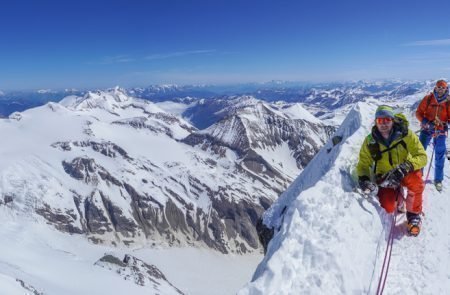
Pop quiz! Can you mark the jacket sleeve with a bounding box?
[415,95,427,122]
[405,130,427,170]
[356,137,374,178]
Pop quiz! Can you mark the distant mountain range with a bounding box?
[0,89,84,117]
[0,80,433,118]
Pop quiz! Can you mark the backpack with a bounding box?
[393,113,409,136]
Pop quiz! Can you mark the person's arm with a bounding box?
[356,137,374,178]
[415,95,427,123]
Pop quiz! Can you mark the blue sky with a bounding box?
[1,0,450,90]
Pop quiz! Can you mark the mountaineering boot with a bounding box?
[434,181,443,192]
[406,212,421,237]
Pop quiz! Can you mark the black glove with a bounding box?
[382,161,413,188]
[358,176,378,196]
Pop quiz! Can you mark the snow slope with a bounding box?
[240,97,450,294]
[0,214,180,295]
[0,210,262,295]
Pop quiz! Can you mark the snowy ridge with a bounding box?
[261,102,366,230]
[240,99,450,294]
[60,87,161,114]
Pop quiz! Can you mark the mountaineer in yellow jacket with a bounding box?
[357,105,427,236]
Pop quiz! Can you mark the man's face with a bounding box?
[435,85,447,98]
[375,117,394,134]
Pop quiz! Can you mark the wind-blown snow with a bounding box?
[240,98,450,294]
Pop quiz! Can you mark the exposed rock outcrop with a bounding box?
[95,254,184,294]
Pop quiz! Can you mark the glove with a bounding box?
[381,161,414,188]
[421,118,434,130]
[358,176,378,196]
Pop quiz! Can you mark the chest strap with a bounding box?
[368,140,407,172]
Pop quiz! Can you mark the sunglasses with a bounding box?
[436,86,447,90]
[376,117,393,124]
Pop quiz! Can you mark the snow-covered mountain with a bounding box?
[0,87,336,293]
[184,98,335,185]
[0,80,432,124]
[239,94,450,294]
[2,87,254,253]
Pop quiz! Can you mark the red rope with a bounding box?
[375,187,402,295]
[375,211,397,295]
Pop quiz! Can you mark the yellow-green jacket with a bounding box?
[357,124,427,179]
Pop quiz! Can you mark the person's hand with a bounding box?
[421,118,434,130]
[358,176,378,196]
[434,117,444,128]
[381,161,413,188]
